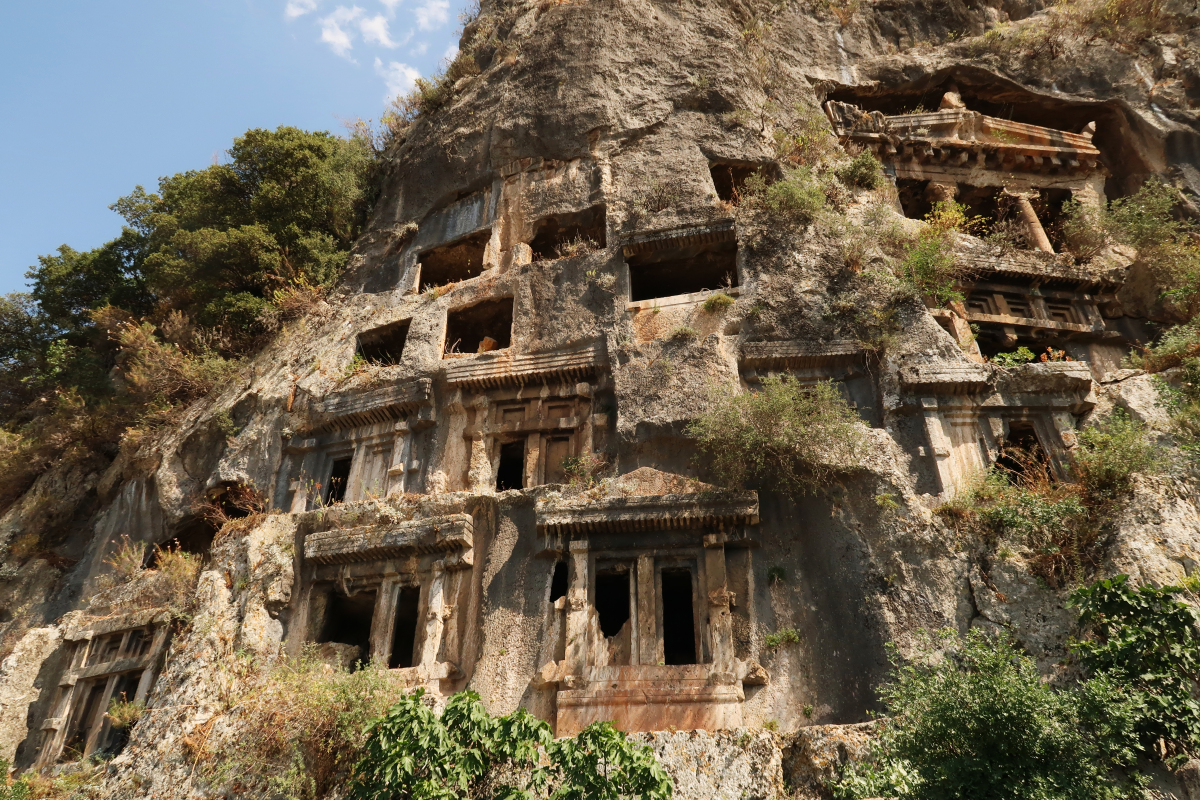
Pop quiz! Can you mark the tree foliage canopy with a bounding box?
[0,125,374,512]
[350,690,673,800]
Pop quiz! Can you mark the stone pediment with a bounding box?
[536,491,759,535]
[444,344,606,389]
[310,378,432,432]
[304,513,474,565]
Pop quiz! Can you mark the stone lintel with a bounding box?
[536,492,759,536]
[444,344,606,390]
[899,363,991,394]
[960,250,1118,289]
[740,339,864,370]
[311,378,432,433]
[621,220,736,258]
[63,609,168,642]
[994,361,1094,394]
[305,513,474,565]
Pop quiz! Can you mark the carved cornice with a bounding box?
[444,344,606,390]
[536,492,759,536]
[305,513,474,565]
[310,378,432,433]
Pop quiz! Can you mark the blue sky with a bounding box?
[0,0,470,296]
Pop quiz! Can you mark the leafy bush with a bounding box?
[203,649,407,799]
[105,698,145,730]
[741,167,827,225]
[349,689,673,800]
[894,201,976,306]
[669,326,698,340]
[836,151,884,190]
[703,292,735,312]
[772,104,841,167]
[686,377,865,494]
[991,346,1037,366]
[1070,410,1161,504]
[0,759,30,800]
[835,629,1142,800]
[1058,198,1108,261]
[1070,575,1200,764]
[764,628,800,649]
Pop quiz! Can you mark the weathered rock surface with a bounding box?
[0,0,1198,795]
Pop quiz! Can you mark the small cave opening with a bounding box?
[496,440,525,491]
[529,205,607,260]
[595,569,632,665]
[709,162,759,204]
[628,240,738,302]
[144,517,218,568]
[549,561,569,603]
[445,297,514,356]
[995,422,1051,483]
[389,585,422,669]
[317,589,377,668]
[897,179,934,221]
[661,569,697,665]
[324,457,353,504]
[357,319,411,365]
[419,229,491,290]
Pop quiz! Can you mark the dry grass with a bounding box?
[200,649,409,799]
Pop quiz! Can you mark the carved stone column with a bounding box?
[704,533,734,674]
[564,540,589,675]
[1006,190,1054,253]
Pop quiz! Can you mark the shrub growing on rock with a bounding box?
[686,376,865,494]
[349,689,673,800]
[835,629,1143,800]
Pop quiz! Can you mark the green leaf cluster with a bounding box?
[685,376,866,494]
[349,689,673,800]
[836,629,1145,800]
[1070,574,1200,763]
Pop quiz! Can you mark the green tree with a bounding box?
[350,690,673,800]
[836,629,1141,800]
[122,126,372,341]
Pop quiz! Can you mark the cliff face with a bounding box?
[1,0,1199,796]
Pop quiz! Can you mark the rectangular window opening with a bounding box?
[325,458,353,505]
[389,586,422,669]
[709,162,758,204]
[357,319,411,365]
[661,569,697,665]
[496,440,525,491]
[549,561,569,603]
[316,589,377,669]
[996,422,1052,484]
[445,297,514,357]
[62,681,107,761]
[628,240,737,302]
[419,230,491,290]
[595,570,632,666]
[529,205,607,260]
